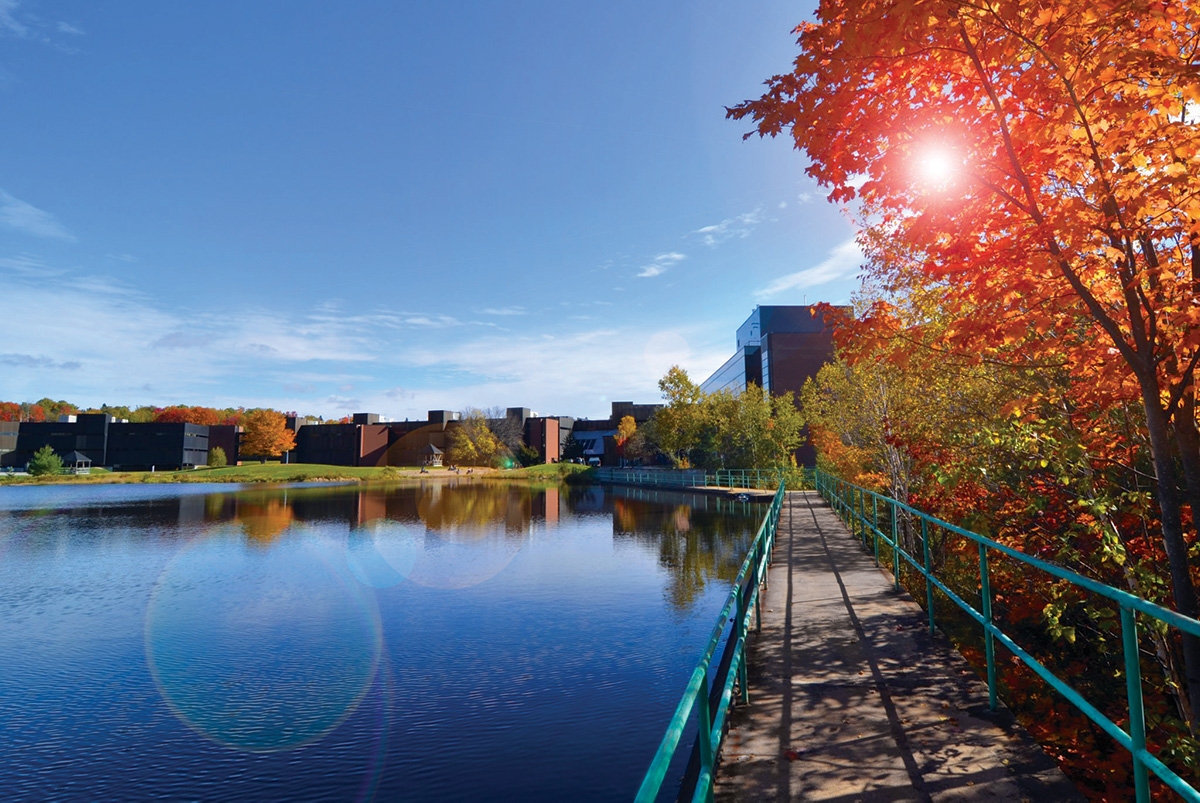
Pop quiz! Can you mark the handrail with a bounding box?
[593,466,813,492]
[815,469,1200,803]
[635,481,786,803]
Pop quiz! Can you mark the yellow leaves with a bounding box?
[1164,162,1188,179]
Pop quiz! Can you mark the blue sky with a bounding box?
[0,0,860,420]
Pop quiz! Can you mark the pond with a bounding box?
[0,480,764,801]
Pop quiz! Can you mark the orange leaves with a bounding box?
[240,410,296,459]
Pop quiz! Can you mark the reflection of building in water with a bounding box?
[532,486,559,526]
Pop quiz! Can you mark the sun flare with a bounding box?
[916,148,958,187]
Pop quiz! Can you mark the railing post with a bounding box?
[856,487,864,547]
[922,515,935,635]
[890,502,899,586]
[979,543,996,710]
[1121,606,1151,803]
[736,577,751,705]
[697,667,714,783]
[872,493,880,566]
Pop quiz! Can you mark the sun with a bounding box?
[915,147,958,188]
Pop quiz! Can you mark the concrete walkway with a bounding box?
[713,491,1082,802]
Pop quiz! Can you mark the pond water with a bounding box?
[0,480,763,801]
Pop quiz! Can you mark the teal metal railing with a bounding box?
[816,469,1200,803]
[594,466,813,491]
[635,481,786,803]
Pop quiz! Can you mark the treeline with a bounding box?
[0,399,347,427]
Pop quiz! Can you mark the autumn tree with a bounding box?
[239,409,296,461]
[0,402,20,422]
[653,366,706,467]
[730,0,1200,725]
[483,406,525,455]
[447,410,504,467]
[615,415,637,465]
[32,398,78,421]
[650,367,808,470]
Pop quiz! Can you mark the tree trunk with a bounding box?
[1138,375,1200,728]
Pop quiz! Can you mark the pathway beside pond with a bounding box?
[713,490,1082,802]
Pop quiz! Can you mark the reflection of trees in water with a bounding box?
[202,482,546,541]
[234,497,296,544]
[5,484,761,609]
[415,483,533,537]
[605,488,762,612]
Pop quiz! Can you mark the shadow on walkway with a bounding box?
[713,491,1081,802]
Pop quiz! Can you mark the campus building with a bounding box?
[701,305,844,465]
[4,414,213,470]
[701,305,842,398]
[107,422,210,471]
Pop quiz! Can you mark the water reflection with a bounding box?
[603,486,761,610]
[0,480,766,799]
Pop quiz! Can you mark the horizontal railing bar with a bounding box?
[838,482,1200,637]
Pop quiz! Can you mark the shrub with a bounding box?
[207,446,227,468]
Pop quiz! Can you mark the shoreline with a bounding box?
[0,463,592,487]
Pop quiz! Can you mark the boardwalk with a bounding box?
[713,491,1082,802]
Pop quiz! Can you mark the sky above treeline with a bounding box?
[0,0,860,421]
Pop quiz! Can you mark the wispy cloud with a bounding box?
[151,331,207,350]
[0,353,81,370]
[56,21,83,35]
[0,1,27,37]
[637,251,685,278]
[0,190,75,240]
[0,253,65,277]
[325,394,362,410]
[403,314,460,327]
[755,238,863,299]
[479,306,525,316]
[692,209,761,247]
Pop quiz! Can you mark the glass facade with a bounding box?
[700,346,761,395]
[703,305,841,398]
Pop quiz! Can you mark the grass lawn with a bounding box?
[492,463,594,482]
[0,462,594,486]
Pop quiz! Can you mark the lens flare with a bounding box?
[345,520,421,589]
[145,529,382,752]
